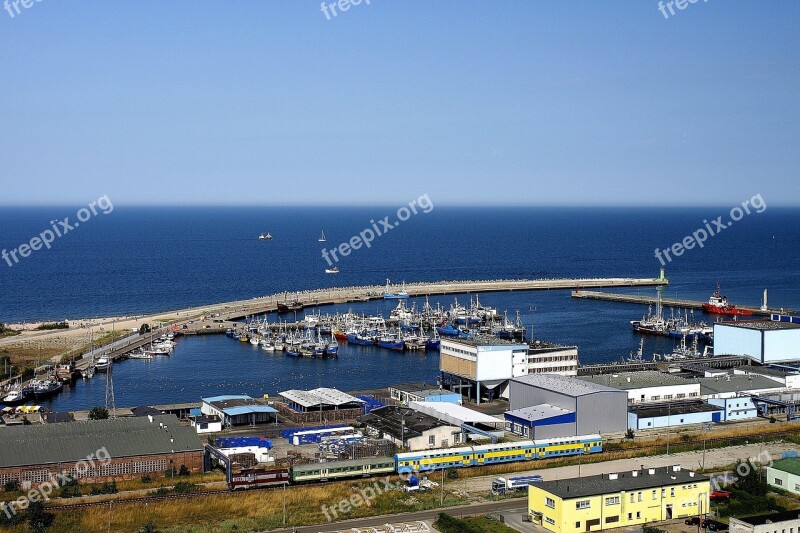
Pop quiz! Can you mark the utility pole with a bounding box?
[440,467,444,505]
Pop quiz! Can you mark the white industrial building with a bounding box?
[698,373,786,399]
[578,371,700,405]
[714,318,800,363]
[439,338,578,403]
[731,510,800,533]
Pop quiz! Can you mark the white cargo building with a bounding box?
[714,319,800,364]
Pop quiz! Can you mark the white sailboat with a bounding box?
[318,230,327,243]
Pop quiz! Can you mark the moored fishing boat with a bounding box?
[702,283,753,316]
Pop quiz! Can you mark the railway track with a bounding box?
[47,426,800,512]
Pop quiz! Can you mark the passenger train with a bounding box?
[226,434,602,489]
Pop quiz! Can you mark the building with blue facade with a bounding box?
[389,383,462,405]
[201,395,278,428]
[707,397,758,421]
[504,404,576,439]
[627,401,723,430]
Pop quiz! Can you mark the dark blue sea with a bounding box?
[1,206,798,411]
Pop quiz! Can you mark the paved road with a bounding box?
[264,499,526,533]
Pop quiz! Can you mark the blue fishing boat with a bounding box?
[346,332,375,345]
[377,332,404,351]
[383,279,409,299]
[436,323,461,337]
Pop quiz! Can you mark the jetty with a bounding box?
[571,289,788,317]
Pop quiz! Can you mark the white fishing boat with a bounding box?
[325,266,340,274]
[261,341,276,352]
[259,232,273,241]
[95,357,112,372]
[129,350,154,360]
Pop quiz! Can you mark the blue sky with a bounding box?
[0,1,797,206]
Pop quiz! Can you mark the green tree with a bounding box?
[625,428,635,439]
[26,501,54,532]
[88,406,109,420]
[139,324,151,335]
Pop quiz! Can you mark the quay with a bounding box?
[213,276,669,322]
[570,289,789,316]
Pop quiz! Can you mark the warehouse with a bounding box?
[714,318,800,363]
[627,401,724,430]
[360,406,463,451]
[579,371,700,404]
[528,465,710,533]
[200,395,278,428]
[730,510,800,533]
[767,457,800,495]
[389,383,462,405]
[0,415,203,490]
[277,388,365,423]
[504,404,576,439]
[507,374,628,437]
[408,400,504,440]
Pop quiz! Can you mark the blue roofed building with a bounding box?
[200,395,278,428]
[504,404,577,439]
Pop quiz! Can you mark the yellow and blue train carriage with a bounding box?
[393,434,602,473]
[395,446,474,474]
[529,434,602,458]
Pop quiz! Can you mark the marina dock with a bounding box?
[570,289,789,316]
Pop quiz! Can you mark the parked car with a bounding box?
[685,516,702,525]
[703,519,728,531]
[711,490,731,501]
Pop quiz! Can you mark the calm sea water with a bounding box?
[1,206,798,410]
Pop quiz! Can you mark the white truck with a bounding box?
[491,475,543,495]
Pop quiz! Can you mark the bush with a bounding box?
[88,406,109,420]
[26,500,54,532]
[172,482,198,494]
[140,475,152,484]
[89,481,117,495]
[625,428,635,439]
[58,478,81,498]
[150,487,170,496]
[4,479,20,492]
[178,465,190,477]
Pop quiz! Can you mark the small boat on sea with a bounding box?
[259,232,273,241]
[129,350,154,360]
[2,382,30,405]
[95,357,112,372]
[318,230,326,243]
[377,331,404,351]
[32,378,63,400]
[325,266,340,274]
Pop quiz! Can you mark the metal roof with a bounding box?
[360,406,455,440]
[579,371,695,390]
[512,373,623,397]
[770,458,800,476]
[628,401,722,418]
[505,404,573,422]
[718,320,800,331]
[203,395,252,403]
[0,415,203,468]
[408,401,502,426]
[698,374,785,395]
[222,405,277,416]
[535,466,708,499]
[733,510,800,526]
[279,388,365,408]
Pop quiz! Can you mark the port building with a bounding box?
[388,383,462,405]
[698,373,786,399]
[627,401,724,430]
[277,388,365,424]
[439,338,579,403]
[528,465,710,533]
[0,415,203,489]
[506,374,628,438]
[579,371,700,405]
[714,318,800,363]
[360,406,463,451]
[200,395,278,428]
[767,457,800,495]
[407,400,505,440]
[730,509,800,533]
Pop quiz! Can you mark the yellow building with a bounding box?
[529,465,710,533]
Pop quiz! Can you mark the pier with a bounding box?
[570,289,787,316]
